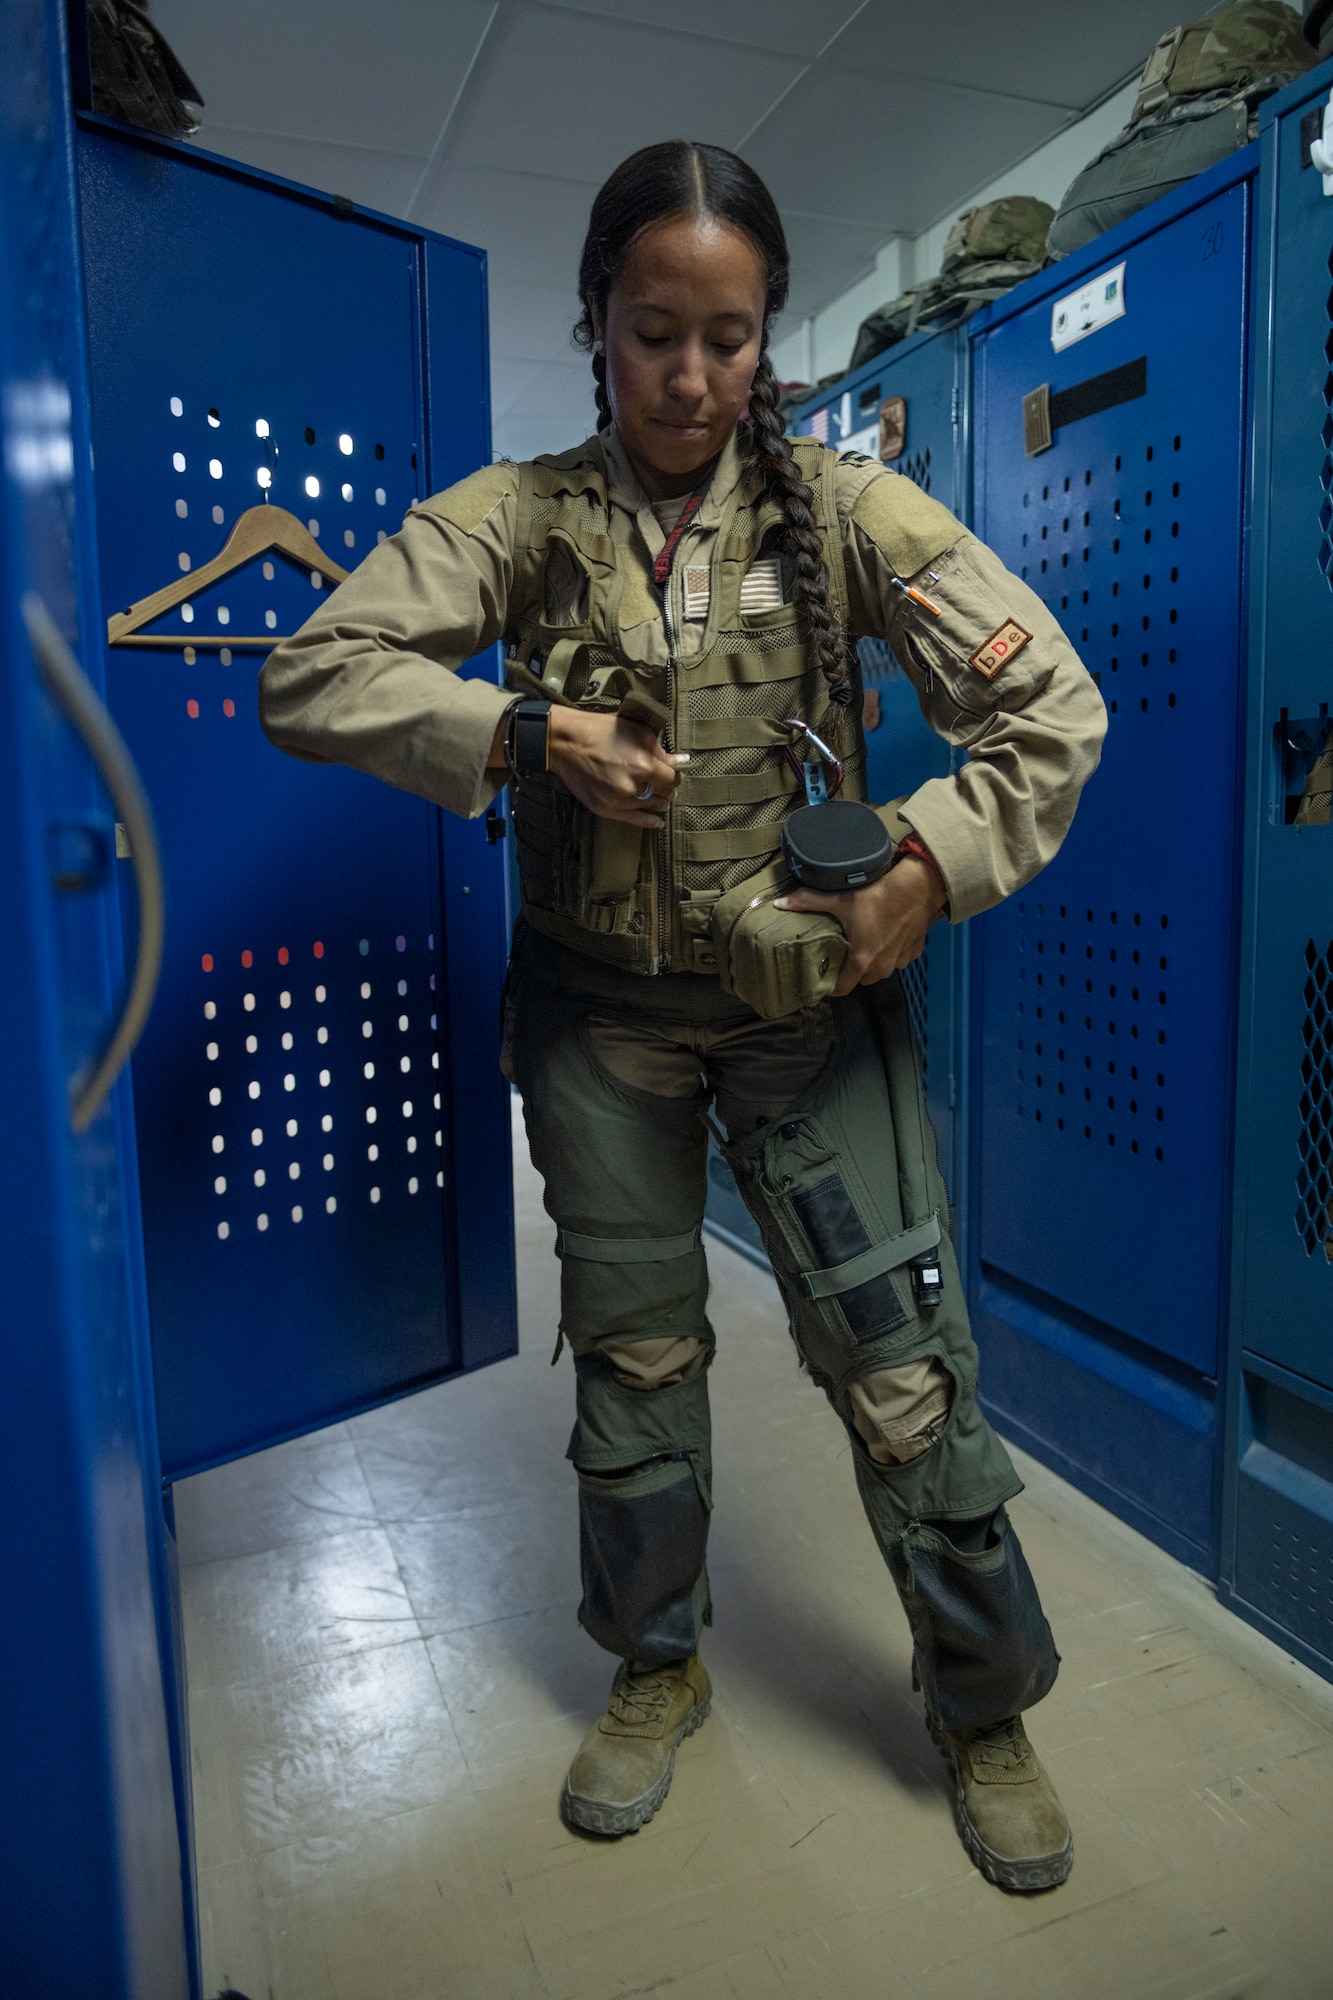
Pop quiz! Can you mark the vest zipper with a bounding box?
[657,631,676,975]
[649,485,708,974]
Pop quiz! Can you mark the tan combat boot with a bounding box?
[562,1655,711,1836]
[940,1714,1072,1892]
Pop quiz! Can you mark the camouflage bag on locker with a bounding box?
[848,198,1053,373]
[90,0,204,139]
[1047,1,1315,259]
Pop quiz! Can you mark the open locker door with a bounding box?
[76,117,517,1480]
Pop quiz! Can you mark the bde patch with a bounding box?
[970,618,1032,680]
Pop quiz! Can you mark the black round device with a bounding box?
[781,800,895,893]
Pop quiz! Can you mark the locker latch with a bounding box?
[486,805,507,844]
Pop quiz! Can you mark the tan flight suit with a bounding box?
[260,425,1106,1731]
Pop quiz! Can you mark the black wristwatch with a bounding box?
[505,697,552,779]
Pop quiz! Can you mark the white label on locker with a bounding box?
[839,422,879,459]
[1050,262,1126,352]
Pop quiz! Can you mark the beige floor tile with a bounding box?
[189,1637,472,1868]
[181,1108,1333,2000]
[174,1436,378,1565]
[183,1527,419,1694]
[201,1800,549,2000]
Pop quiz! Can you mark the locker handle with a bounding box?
[23,595,164,1133]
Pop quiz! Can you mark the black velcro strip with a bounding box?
[791,1174,909,1341]
[1049,355,1147,431]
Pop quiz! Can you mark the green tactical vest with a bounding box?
[502,434,866,977]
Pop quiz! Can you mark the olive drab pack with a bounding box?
[847,198,1054,375]
[500,435,868,1006]
[1047,1,1316,259]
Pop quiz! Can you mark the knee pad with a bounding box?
[568,1351,712,1489]
[598,1335,710,1392]
[848,1355,953,1464]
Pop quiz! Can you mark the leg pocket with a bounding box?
[849,1356,953,1464]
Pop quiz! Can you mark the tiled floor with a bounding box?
[179,1102,1333,2000]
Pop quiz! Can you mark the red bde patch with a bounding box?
[970,618,1033,680]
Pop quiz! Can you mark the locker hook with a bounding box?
[23,596,165,1132]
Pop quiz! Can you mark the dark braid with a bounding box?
[746,346,851,698]
[573,141,849,696]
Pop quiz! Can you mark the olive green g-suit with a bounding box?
[260,423,1106,1736]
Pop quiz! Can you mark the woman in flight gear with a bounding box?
[261,142,1106,1894]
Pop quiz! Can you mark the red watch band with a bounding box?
[891,831,945,886]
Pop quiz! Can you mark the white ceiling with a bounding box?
[152,0,1179,462]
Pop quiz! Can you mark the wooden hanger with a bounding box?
[107,504,351,649]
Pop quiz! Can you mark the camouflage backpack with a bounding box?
[847,197,1053,374]
[1047,1,1316,259]
[90,1,204,139]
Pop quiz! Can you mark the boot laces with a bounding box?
[970,1715,1031,1772]
[609,1663,678,1728]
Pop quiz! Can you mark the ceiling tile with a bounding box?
[439,5,804,184]
[187,126,427,218]
[829,0,1172,108]
[543,0,862,60]
[745,65,1068,236]
[151,0,495,156]
[417,166,600,294]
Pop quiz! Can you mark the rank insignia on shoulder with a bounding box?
[970,618,1032,680]
[839,450,875,466]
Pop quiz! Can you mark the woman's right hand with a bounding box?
[547,708,685,828]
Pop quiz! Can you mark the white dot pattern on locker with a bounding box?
[164,395,403,676]
[1003,428,1186,1169]
[199,929,443,1241]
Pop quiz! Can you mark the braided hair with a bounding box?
[573,141,850,699]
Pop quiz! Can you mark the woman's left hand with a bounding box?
[775,856,949,997]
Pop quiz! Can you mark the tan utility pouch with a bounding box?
[710,869,846,1019]
[709,795,915,1020]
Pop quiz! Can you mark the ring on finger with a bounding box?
[636,782,655,801]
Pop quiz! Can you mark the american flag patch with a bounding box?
[739,556,784,614]
[683,565,710,620]
[808,406,829,443]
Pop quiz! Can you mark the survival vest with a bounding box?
[500,434,865,977]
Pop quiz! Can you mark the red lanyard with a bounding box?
[651,490,705,587]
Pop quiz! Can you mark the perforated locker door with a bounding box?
[1221,63,1333,1678]
[702,326,970,1268]
[76,119,516,1478]
[967,151,1255,1571]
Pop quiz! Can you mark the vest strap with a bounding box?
[557,1226,702,1263]
[675,824,786,864]
[689,715,793,749]
[680,766,801,806]
[678,749,865,807]
[796,1214,942,1300]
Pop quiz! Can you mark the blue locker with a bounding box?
[1222,59,1333,1677]
[967,148,1257,1573]
[0,1,188,1989]
[703,326,971,1266]
[76,120,517,1479]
